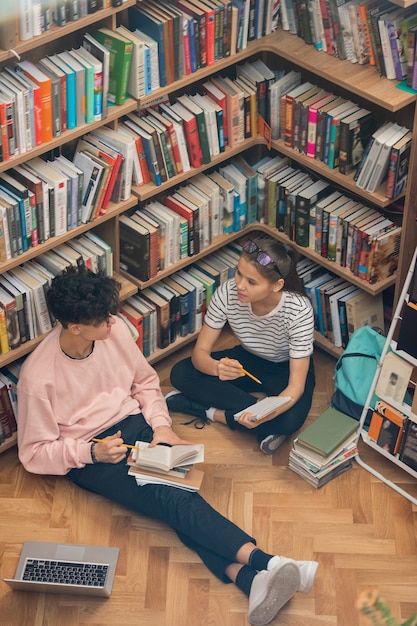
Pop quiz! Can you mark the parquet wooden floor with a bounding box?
[1,337,416,626]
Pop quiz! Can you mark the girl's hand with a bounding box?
[218,357,244,381]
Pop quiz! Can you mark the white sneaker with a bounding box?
[267,556,319,594]
[248,561,300,626]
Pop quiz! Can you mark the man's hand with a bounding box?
[149,425,193,447]
[92,431,128,464]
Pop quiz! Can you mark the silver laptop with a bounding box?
[3,541,119,597]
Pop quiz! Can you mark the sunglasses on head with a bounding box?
[242,240,282,278]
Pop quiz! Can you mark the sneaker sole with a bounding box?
[260,435,286,455]
[248,562,300,626]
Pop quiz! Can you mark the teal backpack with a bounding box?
[331,326,386,421]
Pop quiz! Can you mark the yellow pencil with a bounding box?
[240,367,262,385]
[92,438,141,450]
[226,357,262,385]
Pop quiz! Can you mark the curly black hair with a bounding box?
[46,266,121,328]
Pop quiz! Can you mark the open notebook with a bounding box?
[3,541,119,597]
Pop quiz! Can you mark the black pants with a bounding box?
[68,414,254,582]
[170,345,316,440]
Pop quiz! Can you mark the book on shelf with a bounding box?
[91,126,135,200]
[143,111,177,180]
[202,79,228,146]
[132,28,160,93]
[186,181,211,248]
[119,214,151,282]
[93,27,133,106]
[141,287,171,349]
[367,225,402,285]
[150,281,180,343]
[169,101,204,170]
[8,264,53,336]
[72,150,106,223]
[398,415,417,473]
[329,284,358,348]
[122,115,161,187]
[82,32,110,120]
[187,264,217,305]
[57,50,86,128]
[147,108,184,176]
[365,125,409,194]
[385,131,413,200]
[125,295,155,358]
[210,75,244,149]
[119,301,144,352]
[338,108,374,176]
[158,104,192,173]
[0,70,32,154]
[128,4,167,87]
[189,93,221,158]
[367,400,407,456]
[171,271,197,334]
[234,395,292,422]
[295,179,330,248]
[46,53,77,131]
[374,352,413,406]
[15,60,53,143]
[161,277,189,338]
[344,289,384,339]
[131,212,160,278]
[177,268,205,331]
[192,172,221,238]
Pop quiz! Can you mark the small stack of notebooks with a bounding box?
[288,406,359,488]
[127,441,205,492]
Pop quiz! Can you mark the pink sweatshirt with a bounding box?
[17,317,171,475]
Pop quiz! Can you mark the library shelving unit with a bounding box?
[356,245,417,506]
[125,3,417,360]
[1,1,417,452]
[0,1,141,453]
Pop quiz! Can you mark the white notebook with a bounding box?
[234,396,292,422]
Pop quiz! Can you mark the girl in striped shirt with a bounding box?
[166,235,316,454]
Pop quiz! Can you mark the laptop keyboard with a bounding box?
[22,558,109,587]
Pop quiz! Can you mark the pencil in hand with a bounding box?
[92,438,141,451]
[225,357,262,384]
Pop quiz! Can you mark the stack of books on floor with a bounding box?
[127,441,205,491]
[288,406,359,488]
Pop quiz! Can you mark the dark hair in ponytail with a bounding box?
[241,235,306,295]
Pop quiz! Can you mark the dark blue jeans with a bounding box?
[68,414,254,582]
[170,345,316,441]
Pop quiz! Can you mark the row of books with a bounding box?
[127,0,280,90]
[288,406,359,489]
[276,75,413,196]
[0,122,140,261]
[0,2,122,50]
[366,399,417,474]
[299,259,385,348]
[0,26,136,161]
[256,153,402,283]
[281,0,417,83]
[131,62,274,186]
[0,232,112,354]
[119,243,241,356]
[119,157,262,282]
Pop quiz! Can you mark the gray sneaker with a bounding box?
[259,434,286,454]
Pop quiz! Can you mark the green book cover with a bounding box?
[93,28,133,106]
[296,406,358,457]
